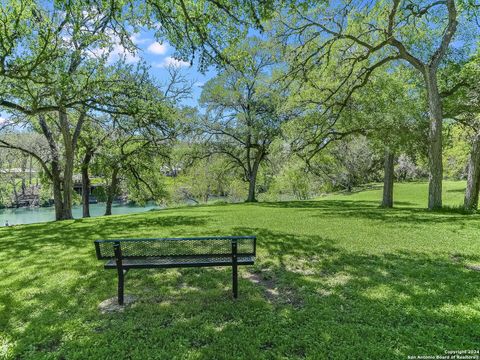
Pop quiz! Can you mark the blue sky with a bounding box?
[119,29,217,108]
[0,29,216,125]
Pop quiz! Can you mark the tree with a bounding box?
[0,2,145,220]
[280,0,478,209]
[268,156,318,200]
[172,155,232,204]
[0,0,278,220]
[282,60,428,205]
[94,83,183,215]
[76,119,110,217]
[96,126,172,215]
[0,61,151,220]
[304,135,380,193]
[348,69,428,207]
[199,39,287,202]
[139,0,275,69]
[464,131,480,210]
[0,1,67,81]
[442,52,480,210]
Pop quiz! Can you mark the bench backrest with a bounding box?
[94,236,256,260]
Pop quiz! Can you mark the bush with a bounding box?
[395,154,428,181]
[226,179,248,202]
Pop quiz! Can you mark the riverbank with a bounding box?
[0,202,160,226]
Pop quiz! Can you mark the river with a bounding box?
[0,202,160,226]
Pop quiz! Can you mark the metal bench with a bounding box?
[94,236,256,305]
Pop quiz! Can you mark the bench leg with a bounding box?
[232,263,238,299]
[232,240,238,299]
[117,268,124,305]
[114,242,125,305]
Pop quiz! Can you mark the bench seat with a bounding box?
[94,236,256,305]
[104,255,255,269]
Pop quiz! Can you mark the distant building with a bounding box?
[72,175,105,202]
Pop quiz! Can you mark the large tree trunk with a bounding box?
[382,149,395,208]
[464,133,480,211]
[39,114,64,220]
[424,68,444,210]
[246,175,257,202]
[59,109,75,220]
[38,112,78,221]
[61,160,74,220]
[246,159,260,203]
[51,161,65,221]
[105,167,119,216]
[81,152,93,218]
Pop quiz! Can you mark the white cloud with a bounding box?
[89,46,108,59]
[147,42,168,55]
[154,56,190,68]
[131,33,149,45]
[0,116,11,127]
[194,81,205,87]
[88,36,140,64]
[84,28,140,64]
[110,43,140,64]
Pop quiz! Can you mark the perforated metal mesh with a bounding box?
[104,255,255,268]
[95,236,256,260]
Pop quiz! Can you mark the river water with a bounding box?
[0,202,160,226]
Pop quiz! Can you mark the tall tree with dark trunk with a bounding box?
[382,149,395,208]
[353,70,427,208]
[98,126,174,216]
[0,3,140,220]
[464,133,480,211]
[38,110,87,220]
[81,150,93,218]
[286,65,427,207]
[94,74,185,215]
[0,0,275,220]
[280,0,478,209]
[104,166,120,216]
[198,39,287,202]
[442,52,480,210]
[77,119,111,218]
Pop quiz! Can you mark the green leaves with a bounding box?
[137,0,276,71]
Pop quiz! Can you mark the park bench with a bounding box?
[94,236,256,305]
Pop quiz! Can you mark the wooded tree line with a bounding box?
[0,0,479,220]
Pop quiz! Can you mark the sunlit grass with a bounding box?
[0,181,479,359]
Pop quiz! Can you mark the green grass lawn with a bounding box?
[1,181,479,359]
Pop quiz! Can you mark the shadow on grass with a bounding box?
[446,188,466,193]
[259,199,418,208]
[258,199,480,225]
[229,227,480,356]
[2,222,479,359]
[1,202,480,359]
[0,214,210,254]
[334,184,383,195]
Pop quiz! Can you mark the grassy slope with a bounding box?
[1,181,479,359]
